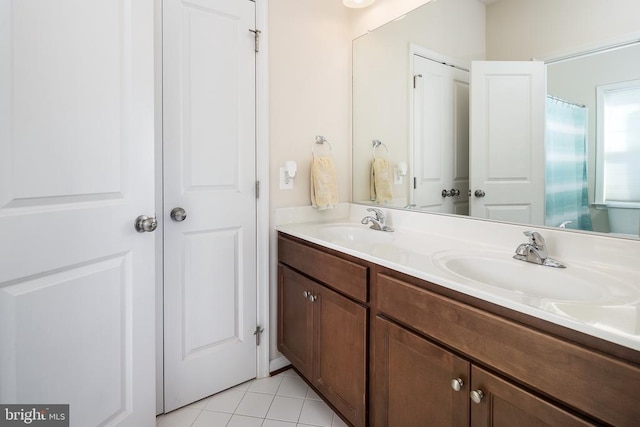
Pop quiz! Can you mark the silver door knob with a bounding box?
[170,207,187,222]
[135,215,157,233]
[474,190,486,198]
[470,390,484,404]
[450,378,464,392]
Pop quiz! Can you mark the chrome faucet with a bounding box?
[513,231,566,268]
[361,208,394,232]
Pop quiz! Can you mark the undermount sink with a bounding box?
[433,251,639,303]
[317,224,395,245]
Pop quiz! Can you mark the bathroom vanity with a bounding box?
[278,234,369,426]
[276,206,640,427]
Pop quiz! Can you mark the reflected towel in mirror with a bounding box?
[310,156,339,210]
[370,158,393,203]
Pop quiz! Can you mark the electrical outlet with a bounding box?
[279,167,293,190]
[394,168,403,184]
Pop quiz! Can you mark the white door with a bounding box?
[162,0,258,412]
[0,1,156,426]
[469,61,546,224]
[413,55,470,215]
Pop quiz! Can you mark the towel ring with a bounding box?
[312,135,333,157]
[372,140,389,159]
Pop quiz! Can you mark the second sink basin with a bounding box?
[433,251,639,303]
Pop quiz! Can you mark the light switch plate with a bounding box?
[279,167,293,190]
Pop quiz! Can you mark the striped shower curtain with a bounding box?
[545,97,593,230]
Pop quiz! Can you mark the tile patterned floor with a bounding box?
[156,369,348,427]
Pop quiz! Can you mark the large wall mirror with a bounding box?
[352,0,640,238]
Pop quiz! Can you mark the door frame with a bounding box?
[154,0,270,414]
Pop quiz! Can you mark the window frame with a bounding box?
[595,78,640,208]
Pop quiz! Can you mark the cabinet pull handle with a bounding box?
[302,291,317,302]
[470,390,484,404]
[450,378,464,392]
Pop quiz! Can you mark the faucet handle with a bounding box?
[524,231,549,260]
[523,230,545,247]
[366,207,385,222]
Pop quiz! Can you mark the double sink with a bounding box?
[314,223,640,339]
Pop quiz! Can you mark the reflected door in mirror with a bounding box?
[470,61,546,225]
[413,55,470,215]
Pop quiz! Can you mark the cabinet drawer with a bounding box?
[376,273,640,426]
[278,235,368,303]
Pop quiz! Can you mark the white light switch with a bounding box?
[279,167,293,190]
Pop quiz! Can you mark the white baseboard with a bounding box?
[269,356,291,374]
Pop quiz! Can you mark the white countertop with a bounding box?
[276,204,640,351]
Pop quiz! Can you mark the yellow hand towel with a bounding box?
[310,156,339,210]
[370,158,393,204]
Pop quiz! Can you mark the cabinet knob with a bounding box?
[470,390,484,404]
[309,294,317,302]
[450,378,464,392]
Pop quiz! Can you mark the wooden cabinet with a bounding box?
[372,271,640,427]
[373,316,593,426]
[372,316,469,427]
[469,366,593,427]
[278,265,313,379]
[278,235,368,427]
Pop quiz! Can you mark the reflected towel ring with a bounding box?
[312,135,333,157]
[372,139,389,159]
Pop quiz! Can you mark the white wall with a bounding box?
[268,0,352,368]
[486,0,640,60]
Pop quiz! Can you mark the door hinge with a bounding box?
[253,325,264,346]
[255,181,260,198]
[249,29,261,53]
[413,177,417,189]
[413,74,423,89]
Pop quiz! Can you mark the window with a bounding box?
[596,79,640,206]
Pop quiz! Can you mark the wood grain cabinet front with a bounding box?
[372,316,595,427]
[277,234,369,427]
[372,271,640,427]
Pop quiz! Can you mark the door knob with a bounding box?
[474,190,486,198]
[470,389,485,404]
[135,215,157,233]
[450,378,464,392]
[170,207,187,222]
[442,189,461,198]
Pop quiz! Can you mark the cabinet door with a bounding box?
[277,265,313,379]
[470,366,596,427]
[372,316,469,427]
[313,283,367,427]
